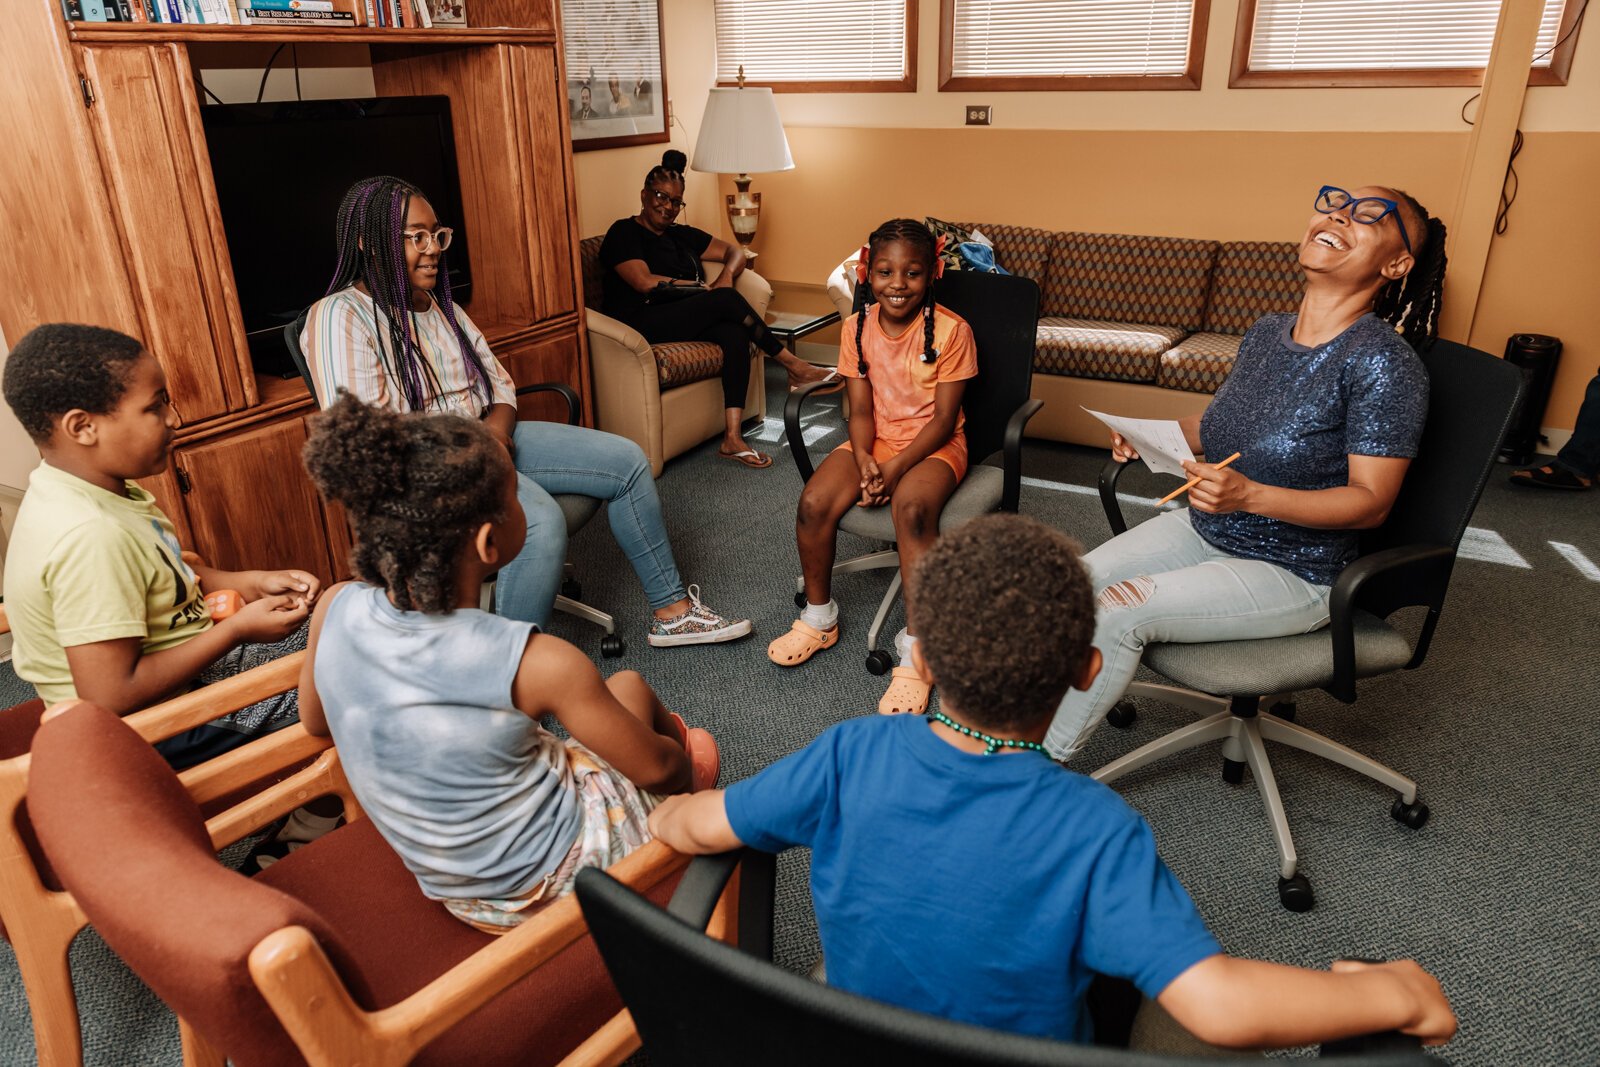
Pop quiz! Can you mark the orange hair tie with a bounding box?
[854,244,871,285]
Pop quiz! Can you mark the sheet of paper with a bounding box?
[1081,407,1197,479]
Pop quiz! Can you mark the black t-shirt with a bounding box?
[599,217,714,323]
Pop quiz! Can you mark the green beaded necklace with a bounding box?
[928,710,1047,756]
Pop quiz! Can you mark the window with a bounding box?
[1233,0,1582,88]
[940,0,1211,91]
[714,0,917,92]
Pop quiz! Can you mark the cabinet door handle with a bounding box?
[176,468,192,495]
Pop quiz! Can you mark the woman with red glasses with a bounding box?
[1045,184,1449,761]
[599,150,838,469]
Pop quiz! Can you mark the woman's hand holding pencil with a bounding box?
[1172,452,1247,512]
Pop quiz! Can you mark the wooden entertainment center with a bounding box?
[1,0,589,585]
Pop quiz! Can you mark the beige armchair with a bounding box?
[580,237,770,477]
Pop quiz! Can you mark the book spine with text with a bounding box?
[413,0,429,28]
[81,0,107,20]
[60,0,86,21]
[244,0,335,8]
[242,7,354,21]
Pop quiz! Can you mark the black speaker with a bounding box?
[1498,334,1562,465]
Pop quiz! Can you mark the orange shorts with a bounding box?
[835,434,967,482]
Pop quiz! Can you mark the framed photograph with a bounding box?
[426,0,466,25]
[561,0,669,152]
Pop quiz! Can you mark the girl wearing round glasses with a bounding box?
[300,175,750,649]
[1044,184,1449,761]
[598,149,839,469]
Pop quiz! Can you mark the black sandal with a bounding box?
[1509,464,1593,491]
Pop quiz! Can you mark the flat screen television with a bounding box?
[201,96,473,378]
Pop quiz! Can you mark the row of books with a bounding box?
[60,0,467,27]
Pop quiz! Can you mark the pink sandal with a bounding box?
[668,712,721,791]
[767,620,839,667]
[878,666,932,716]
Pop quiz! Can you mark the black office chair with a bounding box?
[782,270,1044,671]
[575,855,1441,1066]
[1093,340,1525,911]
[284,310,624,656]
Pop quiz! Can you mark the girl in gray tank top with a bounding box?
[297,396,718,931]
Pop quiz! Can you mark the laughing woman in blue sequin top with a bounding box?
[1045,185,1449,760]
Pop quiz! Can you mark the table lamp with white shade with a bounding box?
[689,68,793,265]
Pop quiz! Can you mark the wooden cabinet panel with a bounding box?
[172,419,336,584]
[80,44,250,425]
[514,44,579,324]
[498,328,586,424]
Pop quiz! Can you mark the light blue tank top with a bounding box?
[315,584,580,899]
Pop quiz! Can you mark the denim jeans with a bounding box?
[1553,370,1600,478]
[494,422,686,627]
[1046,509,1332,761]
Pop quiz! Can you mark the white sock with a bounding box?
[276,806,341,845]
[895,629,918,665]
[801,599,838,630]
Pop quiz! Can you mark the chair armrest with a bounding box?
[667,849,777,960]
[783,379,844,483]
[514,382,581,426]
[1326,544,1454,703]
[585,308,651,355]
[1000,398,1045,513]
[123,652,305,747]
[1098,457,1132,536]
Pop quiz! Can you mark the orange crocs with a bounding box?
[879,665,932,716]
[767,619,839,667]
[668,712,721,791]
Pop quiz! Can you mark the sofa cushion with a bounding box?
[1203,241,1303,334]
[579,235,606,312]
[959,223,1056,286]
[654,341,728,389]
[1035,318,1187,384]
[924,216,973,273]
[1158,332,1243,394]
[1046,233,1218,330]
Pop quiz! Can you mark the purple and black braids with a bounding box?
[325,175,493,412]
[852,218,940,374]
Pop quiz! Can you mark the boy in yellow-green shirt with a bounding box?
[3,324,318,769]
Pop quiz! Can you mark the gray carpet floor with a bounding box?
[2,362,1596,1065]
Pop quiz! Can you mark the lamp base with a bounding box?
[726,173,762,264]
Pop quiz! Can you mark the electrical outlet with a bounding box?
[965,104,992,126]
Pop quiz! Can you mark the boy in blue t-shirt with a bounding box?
[649,514,1456,1049]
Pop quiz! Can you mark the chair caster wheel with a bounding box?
[600,635,625,658]
[1222,758,1246,785]
[794,591,807,608]
[561,580,582,601]
[1278,873,1314,912]
[1269,700,1296,722]
[1106,701,1137,729]
[1391,797,1430,830]
[865,650,893,676]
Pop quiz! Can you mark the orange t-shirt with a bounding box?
[837,304,978,452]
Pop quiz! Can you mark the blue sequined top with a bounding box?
[1191,313,1428,586]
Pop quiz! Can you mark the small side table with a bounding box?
[765,281,842,365]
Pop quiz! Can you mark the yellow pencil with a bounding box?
[1157,451,1242,506]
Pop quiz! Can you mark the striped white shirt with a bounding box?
[301,287,517,416]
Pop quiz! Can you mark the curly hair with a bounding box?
[302,394,512,614]
[2,324,145,442]
[910,514,1096,734]
[852,218,940,374]
[1372,188,1448,353]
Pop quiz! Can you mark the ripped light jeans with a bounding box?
[1046,509,1332,761]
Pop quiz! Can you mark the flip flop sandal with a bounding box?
[669,712,721,791]
[879,665,932,716]
[1509,464,1593,490]
[790,369,846,395]
[767,620,839,667]
[720,449,773,469]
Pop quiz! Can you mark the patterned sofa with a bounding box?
[581,236,768,477]
[826,227,1304,447]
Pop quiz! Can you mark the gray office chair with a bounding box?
[284,310,623,656]
[783,271,1043,672]
[1093,340,1524,911]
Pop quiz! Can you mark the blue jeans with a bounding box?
[1046,510,1332,761]
[1553,370,1600,478]
[494,422,686,627]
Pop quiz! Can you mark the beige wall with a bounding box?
[578,0,1594,434]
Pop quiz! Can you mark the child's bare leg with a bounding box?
[604,669,679,741]
[796,449,868,605]
[890,457,960,649]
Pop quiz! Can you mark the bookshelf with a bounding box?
[1,0,590,591]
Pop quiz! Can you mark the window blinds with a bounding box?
[562,0,664,88]
[947,0,1199,79]
[1247,0,1566,72]
[713,0,910,83]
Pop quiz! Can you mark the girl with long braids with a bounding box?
[302,175,749,648]
[297,396,719,932]
[1045,183,1450,761]
[767,219,976,717]
[599,149,839,469]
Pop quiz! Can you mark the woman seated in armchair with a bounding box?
[598,150,838,469]
[1046,184,1448,761]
